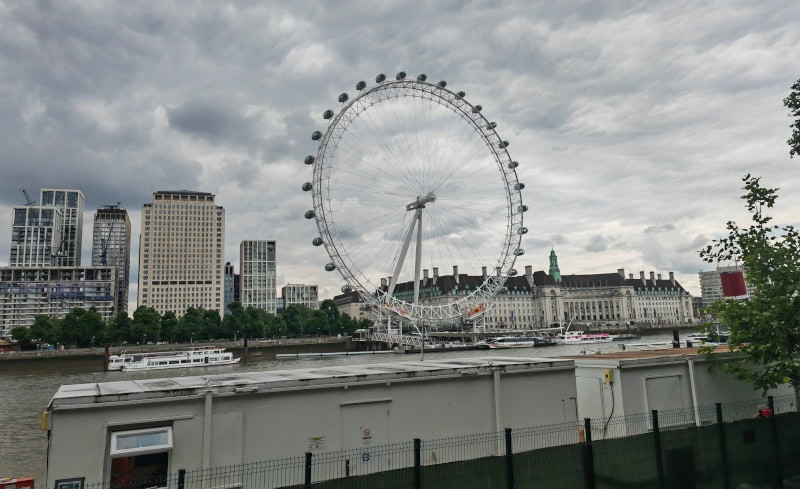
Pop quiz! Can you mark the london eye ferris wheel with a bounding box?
[302,71,527,325]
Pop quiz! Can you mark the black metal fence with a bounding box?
[87,395,800,489]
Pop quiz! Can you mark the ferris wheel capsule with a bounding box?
[304,155,315,165]
[341,285,353,293]
[356,81,367,90]
[302,182,312,191]
[325,263,337,272]
[508,161,519,169]
[509,269,518,276]
[515,183,525,190]
[304,210,315,219]
[456,91,465,99]
[396,71,407,80]
[486,122,497,129]
[312,237,324,246]
[311,131,322,141]
[338,93,349,103]
[519,204,529,213]
[416,74,427,81]
[376,73,387,83]
[437,80,447,88]
[499,140,509,148]
[515,248,525,256]
[323,110,334,119]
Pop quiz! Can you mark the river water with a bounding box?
[0,334,678,482]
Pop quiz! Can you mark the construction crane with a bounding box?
[21,189,36,206]
[98,203,121,265]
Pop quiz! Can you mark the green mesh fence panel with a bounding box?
[778,412,800,480]
[513,443,585,489]
[78,396,800,489]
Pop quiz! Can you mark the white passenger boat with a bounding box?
[480,336,558,349]
[556,331,615,344]
[108,351,175,370]
[121,347,240,371]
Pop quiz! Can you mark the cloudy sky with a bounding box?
[1,0,799,311]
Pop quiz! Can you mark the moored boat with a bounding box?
[121,347,240,371]
[556,331,614,344]
[479,336,557,349]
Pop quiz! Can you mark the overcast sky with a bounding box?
[1,0,799,311]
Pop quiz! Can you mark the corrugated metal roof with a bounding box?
[49,357,573,408]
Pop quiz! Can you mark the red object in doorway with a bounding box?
[0,476,34,489]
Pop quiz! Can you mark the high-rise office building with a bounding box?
[92,205,131,314]
[224,262,235,314]
[137,191,225,317]
[281,283,318,310]
[240,240,277,313]
[39,189,85,266]
[9,205,64,266]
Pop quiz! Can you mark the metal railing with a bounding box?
[85,394,800,489]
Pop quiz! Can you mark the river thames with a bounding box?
[0,334,678,482]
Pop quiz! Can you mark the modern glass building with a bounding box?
[91,205,131,314]
[40,189,85,266]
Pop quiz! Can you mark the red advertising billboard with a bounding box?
[720,270,748,299]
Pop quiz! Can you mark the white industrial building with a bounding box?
[44,356,577,488]
[572,348,792,438]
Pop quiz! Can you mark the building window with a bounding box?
[109,427,172,488]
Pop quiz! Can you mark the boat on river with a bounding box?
[556,331,615,344]
[479,336,558,349]
[120,347,240,371]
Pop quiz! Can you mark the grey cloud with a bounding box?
[584,235,608,253]
[644,224,676,234]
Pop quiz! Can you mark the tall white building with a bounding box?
[40,189,85,266]
[281,283,318,310]
[92,205,131,315]
[240,240,277,313]
[137,191,225,317]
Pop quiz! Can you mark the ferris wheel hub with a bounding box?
[405,192,436,211]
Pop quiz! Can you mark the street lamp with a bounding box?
[91,336,95,349]
[235,330,239,342]
[190,333,194,344]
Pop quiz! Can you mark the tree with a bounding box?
[160,311,179,343]
[319,299,340,336]
[108,312,131,344]
[29,315,60,345]
[785,78,800,158]
[281,304,312,337]
[130,306,161,344]
[179,307,204,342]
[700,174,800,407]
[10,326,32,349]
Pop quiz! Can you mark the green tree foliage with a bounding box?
[160,311,179,343]
[179,307,204,342]
[318,299,340,336]
[29,315,60,344]
[223,302,247,339]
[130,306,161,344]
[10,326,32,349]
[785,78,800,158]
[108,312,131,344]
[700,174,800,406]
[281,304,313,337]
[60,307,107,347]
[201,309,223,340]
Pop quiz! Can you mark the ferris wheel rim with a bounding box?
[307,76,525,323]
